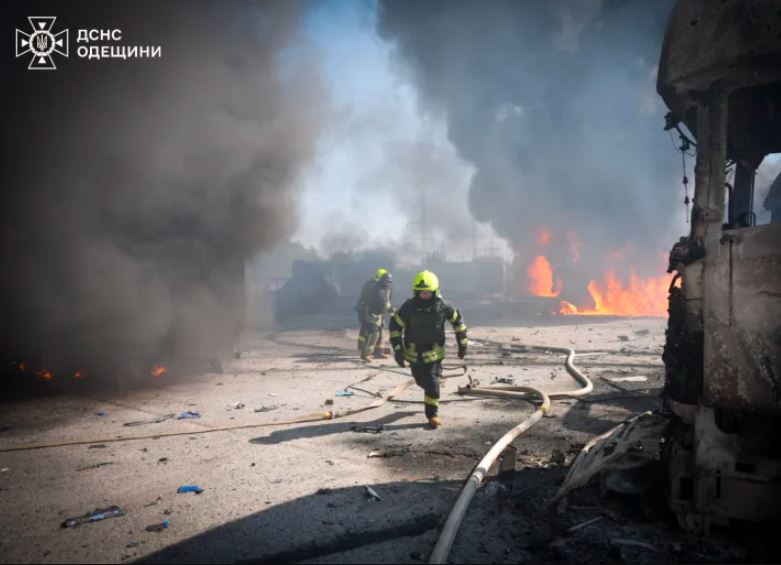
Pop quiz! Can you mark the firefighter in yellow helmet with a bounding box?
[389,271,468,427]
[355,268,395,361]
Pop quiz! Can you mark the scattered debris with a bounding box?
[95,412,107,417]
[611,538,656,551]
[617,335,630,342]
[511,337,520,342]
[325,460,335,466]
[77,462,114,472]
[550,449,566,466]
[323,399,334,406]
[633,329,650,336]
[176,411,201,420]
[157,458,169,465]
[145,520,170,533]
[61,506,125,528]
[368,448,409,458]
[492,376,514,385]
[253,406,278,413]
[177,485,204,494]
[603,376,648,383]
[0,467,9,473]
[88,444,107,449]
[350,424,384,434]
[125,541,140,549]
[123,414,175,427]
[555,411,668,501]
[228,402,245,410]
[144,497,162,508]
[335,390,354,397]
[365,486,383,502]
[567,516,603,533]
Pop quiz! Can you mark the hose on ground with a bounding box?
[0,365,467,453]
[428,344,592,564]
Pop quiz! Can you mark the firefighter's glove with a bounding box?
[394,350,406,368]
[458,344,468,359]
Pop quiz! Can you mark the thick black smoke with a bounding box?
[378,0,680,302]
[0,1,325,382]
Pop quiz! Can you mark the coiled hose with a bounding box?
[428,343,592,564]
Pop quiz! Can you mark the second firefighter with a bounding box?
[389,270,468,427]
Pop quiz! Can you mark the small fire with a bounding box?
[528,255,562,298]
[537,229,552,247]
[150,365,168,378]
[18,361,29,373]
[559,270,672,317]
[36,369,54,380]
[558,300,578,315]
[74,370,85,379]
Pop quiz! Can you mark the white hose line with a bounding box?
[428,344,592,564]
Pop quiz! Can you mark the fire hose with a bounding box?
[428,343,592,564]
[0,365,467,454]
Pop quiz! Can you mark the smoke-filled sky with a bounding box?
[0,1,327,378]
[288,0,697,304]
[294,0,510,263]
[2,1,779,380]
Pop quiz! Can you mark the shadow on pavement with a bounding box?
[249,412,422,445]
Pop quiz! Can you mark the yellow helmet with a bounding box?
[413,270,440,293]
[374,268,389,282]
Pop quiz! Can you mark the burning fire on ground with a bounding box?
[524,228,672,317]
[150,365,168,378]
[527,255,562,298]
[559,271,673,317]
[35,369,54,380]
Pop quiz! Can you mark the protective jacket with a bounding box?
[389,295,468,364]
[355,279,393,326]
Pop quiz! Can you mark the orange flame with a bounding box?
[74,370,85,379]
[18,361,29,373]
[558,300,578,315]
[36,369,54,380]
[559,270,672,317]
[528,256,562,297]
[150,365,168,378]
[537,229,552,247]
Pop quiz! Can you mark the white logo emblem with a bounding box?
[16,17,69,70]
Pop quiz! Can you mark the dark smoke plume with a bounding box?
[0,1,325,382]
[378,0,680,301]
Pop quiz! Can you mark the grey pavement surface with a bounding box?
[1,317,709,564]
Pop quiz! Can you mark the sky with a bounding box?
[292,0,511,262]
[292,0,778,263]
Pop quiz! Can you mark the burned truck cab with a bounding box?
[657,0,781,531]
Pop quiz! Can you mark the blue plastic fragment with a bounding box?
[335,390,354,397]
[177,485,204,494]
[176,411,201,420]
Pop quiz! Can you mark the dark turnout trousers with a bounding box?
[411,360,442,419]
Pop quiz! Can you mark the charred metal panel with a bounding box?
[658,1,781,159]
[658,0,781,97]
[703,224,781,412]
